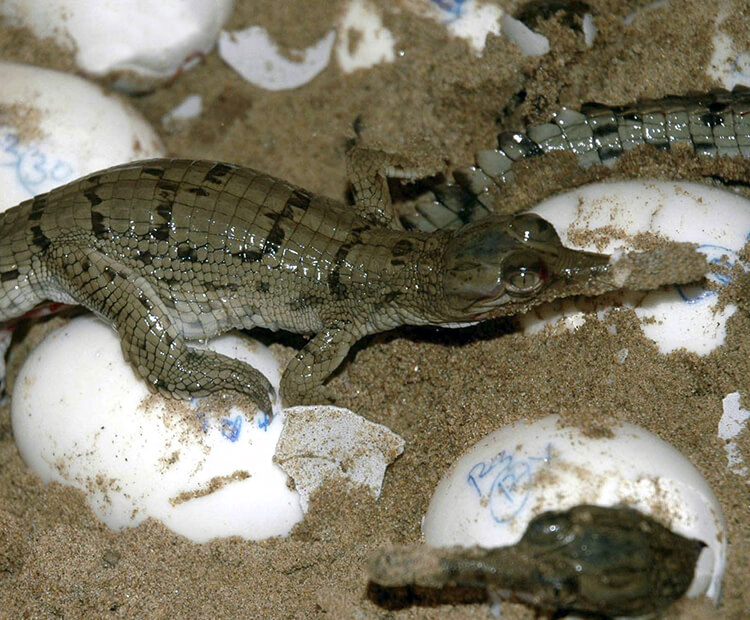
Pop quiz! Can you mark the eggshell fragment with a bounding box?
[0,0,234,91]
[274,405,404,511]
[335,0,395,73]
[522,180,750,356]
[404,0,504,54]
[11,315,304,542]
[218,26,335,91]
[719,392,750,478]
[422,415,726,602]
[0,61,165,210]
[707,9,750,89]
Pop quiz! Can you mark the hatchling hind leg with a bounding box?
[347,146,438,229]
[56,246,274,414]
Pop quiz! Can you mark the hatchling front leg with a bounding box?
[54,246,275,414]
[280,321,360,406]
[347,146,436,229]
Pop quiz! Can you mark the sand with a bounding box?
[0,0,748,618]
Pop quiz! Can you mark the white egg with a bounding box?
[0,61,165,210]
[522,180,750,356]
[422,415,726,602]
[11,315,304,543]
[0,0,234,91]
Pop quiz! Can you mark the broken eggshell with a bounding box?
[0,0,234,91]
[0,60,165,210]
[274,405,404,511]
[522,180,750,356]
[422,415,726,602]
[11,315,303,543]
[218,25,336,91]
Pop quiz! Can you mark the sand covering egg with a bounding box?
[0,0,234,91]
[0,61,165,210]
[522,180,750,356]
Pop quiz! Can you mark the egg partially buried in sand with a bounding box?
[0,61,165,210]
[11,315,304,543]
[522,180,750,356]
[421,415,726,602]
[0,1,234,91]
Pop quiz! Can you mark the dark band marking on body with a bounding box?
[136,249,154,265]
[234,248,263,262]
[592,123,619,138]
[150,201,172,242]
[156,179,180,194]
[150,223,170,242]
[142,167,165,178]
[262,223,286,256]
[91,210,108,238]
[203,163,234,185]
[391,239,413,257]
[0,268,19,282]
[30,225,51,251]
[328,230,363,297]
[261,206,295,256]
[177,244,199,262]
[156,202,173,225]
[28,196,47,221]
[84,190,103,207]
[286,188,313,211]
[699,112,725,128]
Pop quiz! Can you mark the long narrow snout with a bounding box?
[554,246,611,282]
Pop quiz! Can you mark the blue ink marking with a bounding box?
[196,411,209,434]
[220,415,243,442]
[0,125,75,197]
[429,0,466,19]
[257,411,270,432]
[676,243,748,304]
[466,443,552,524]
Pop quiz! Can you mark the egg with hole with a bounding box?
[521,180,750,356]
[0,0,234,91]
[0,61,164,210]
[422,414,726,602]
[11,315,304,542]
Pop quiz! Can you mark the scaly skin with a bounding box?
[368,505,706,617]
[0,153,620,412]
[407,87,750,231]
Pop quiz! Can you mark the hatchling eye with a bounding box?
[503,251,545,294]
[509,214,560,244]
[524,515,570,545]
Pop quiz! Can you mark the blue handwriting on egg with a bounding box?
[466,443,552,524]
[0,126,75,197]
